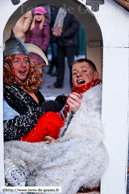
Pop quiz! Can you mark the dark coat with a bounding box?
[25,19,50,64]
[3,84,64,141]
[56,12,80,47]
[50,6,59,43]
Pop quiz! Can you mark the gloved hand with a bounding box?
[38,95,66,115]
[55,95,67,106]
[36,95,67,119]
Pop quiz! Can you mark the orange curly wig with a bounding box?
[3,55,42,93]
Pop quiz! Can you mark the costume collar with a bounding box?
[72,79,102,94]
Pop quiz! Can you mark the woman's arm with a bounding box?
[23,11,32,33]
[4,105,47,141]
[4,96,66,141]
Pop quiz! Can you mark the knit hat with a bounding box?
[34,6,47,15]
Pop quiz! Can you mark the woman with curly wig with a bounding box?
[3,30,66,143]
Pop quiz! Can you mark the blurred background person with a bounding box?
[25,6,50,76]
[14,10,32,42]
[47,8,80,89]
[47,6,59,77]
[43,4,51,24]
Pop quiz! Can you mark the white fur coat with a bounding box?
[4,84,108,194]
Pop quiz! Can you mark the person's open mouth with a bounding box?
[19,69,27,75]
[77,79,85,86]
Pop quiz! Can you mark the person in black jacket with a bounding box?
[47,10,80,89]
[3,30,66,141]
[47,6,59,76]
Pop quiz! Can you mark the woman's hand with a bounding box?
[67,92,84,113]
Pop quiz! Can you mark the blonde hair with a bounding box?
[30,15,45,31]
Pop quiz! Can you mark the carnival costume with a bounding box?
[3,83,65,141]
[3,30,66,142]
[4,31,108,191]
[4,83,109,193]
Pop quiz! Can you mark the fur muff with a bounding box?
[4,84,109,194]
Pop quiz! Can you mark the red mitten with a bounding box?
[20,111,64,143]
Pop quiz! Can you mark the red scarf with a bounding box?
[62,79,102,118]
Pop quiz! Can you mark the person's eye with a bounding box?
[24,60,29,64]
[83,69,88,73]
[13,60,19,65]
[72,72,77,76]
[14,60,19,63]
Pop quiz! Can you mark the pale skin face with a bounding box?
[72,62,97,87]
[35,14,43,22]
[67,62,99,113]
[13,54,30,81]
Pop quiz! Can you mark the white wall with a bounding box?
[92,0,129,193]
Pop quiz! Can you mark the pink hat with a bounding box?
[34,7,47,15]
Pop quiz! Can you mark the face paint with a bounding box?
[13,58,29,66]
[13,55,30,81]
[72,64,90,78]
[72,62,95,87]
